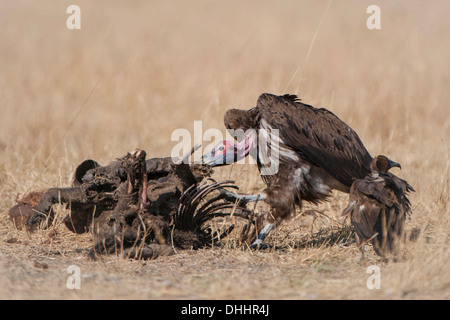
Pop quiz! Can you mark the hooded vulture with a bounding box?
[201,93,386,248]
[342,155,414,259]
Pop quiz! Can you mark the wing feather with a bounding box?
[255,93,373,186]
[347,172,414,257]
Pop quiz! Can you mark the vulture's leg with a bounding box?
[218,189,274,249]
[250,222,274,250]
[358,249,365,262]
[219,189,266,206]
[355,233,366,261]
[250,181,296,250]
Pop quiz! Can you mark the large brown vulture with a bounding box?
[342,155,414,259]
[201,93,377,248]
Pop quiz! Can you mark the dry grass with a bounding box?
[0,0,449,300]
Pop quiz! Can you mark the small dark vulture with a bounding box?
[202,93,376,248]
[342,155,414,259]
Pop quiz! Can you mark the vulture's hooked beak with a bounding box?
[201,147,228,167]
[388,159,402,170]
[201,152,223,167]
[202,137,253,167]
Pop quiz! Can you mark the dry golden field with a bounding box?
[0,0,449,300]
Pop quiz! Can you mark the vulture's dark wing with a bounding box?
[354,172,414,211]
[384,172,415,211]
[254,93,373,187]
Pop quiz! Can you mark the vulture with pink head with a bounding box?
[202,93,413,252]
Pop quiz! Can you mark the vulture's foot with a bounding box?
[357,250,365,262]
[250,239,269,250]
[249,222,274,250]
[219,189,266,207]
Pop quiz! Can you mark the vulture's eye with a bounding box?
[218,146,225,152]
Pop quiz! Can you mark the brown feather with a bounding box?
[224,93,373,187]
[256,93,372,187]
[344,163,414,258]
